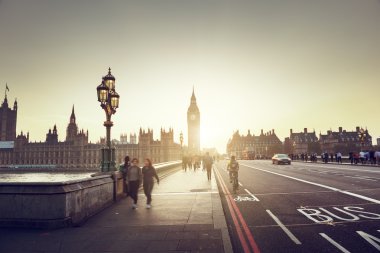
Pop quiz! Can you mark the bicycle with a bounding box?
[230,171,239,194]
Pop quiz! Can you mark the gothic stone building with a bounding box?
[0,95,17,142]
[0,96,181,169]
[227,129,283,159]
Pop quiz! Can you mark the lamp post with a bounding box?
[358,128,367,152]
[96,68,120,172]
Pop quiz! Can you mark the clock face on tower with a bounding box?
[190,114,196,121]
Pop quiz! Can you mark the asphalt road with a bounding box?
[214,160,380,253]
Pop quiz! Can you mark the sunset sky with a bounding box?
[0,0,379,152]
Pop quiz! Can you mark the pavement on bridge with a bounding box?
[214,160,380,253]
[0,167,233,253]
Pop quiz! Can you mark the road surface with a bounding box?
[214,160,380,253]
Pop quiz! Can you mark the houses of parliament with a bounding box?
[0,92,186,170]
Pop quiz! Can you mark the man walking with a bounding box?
[204,152,214,181]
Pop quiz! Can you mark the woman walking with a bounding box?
[121,156,131,195]
[127,158,142,209]
[142,158,159,209]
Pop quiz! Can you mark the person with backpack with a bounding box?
[142,158,160,209]
[127,158,142,209]
[227,156,239,183]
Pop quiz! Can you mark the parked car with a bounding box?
[272,154,292,165]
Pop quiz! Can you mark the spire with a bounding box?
[2,83,9,108]
[70,105,76,123]
[191,86,197,101]
[13,98,17,110]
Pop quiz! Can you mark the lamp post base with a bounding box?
[100,147,116,172]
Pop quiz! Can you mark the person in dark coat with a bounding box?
[121,156,131,195]
[142,158,159,209]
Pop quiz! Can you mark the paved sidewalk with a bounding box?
[0,167,232,253]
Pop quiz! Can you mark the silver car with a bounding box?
[272,154,291,165]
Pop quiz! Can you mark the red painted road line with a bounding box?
[216,169,261,253]
[214,167,251,253]
[215,168,261,253]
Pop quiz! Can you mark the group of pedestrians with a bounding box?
[290,150,380,166]
[181,152,215,181]
[293,153,319,163]
[120,156,159,210]
[349,151,380,165]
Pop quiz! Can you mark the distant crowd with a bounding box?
[290,151,380,165]
[181,154,218,181]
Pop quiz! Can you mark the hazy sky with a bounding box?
[0,0,379,152]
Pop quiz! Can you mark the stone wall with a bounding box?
[0,161,181,229]
[0,175,113,228]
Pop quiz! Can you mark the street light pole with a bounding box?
[96,68,120,172]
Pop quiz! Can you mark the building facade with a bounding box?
[284,128,320,155]
[0,95,17,141]
[319,127,372,154]
[187,88,200,154]
[227,129,283,159]
[0,94,181,169]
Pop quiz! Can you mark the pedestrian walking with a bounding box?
[142,158,159,209]
[182,155,187,172]
[204,152,214,181]
[127,158,142,209]
[349,152,354,164]
[375,151,380,165]
[336,152,342,164]
[120,156,131,195]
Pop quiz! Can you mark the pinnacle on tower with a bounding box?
[70,104,76,123]
[191,86,196,102]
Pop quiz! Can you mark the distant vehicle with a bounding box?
[272,154,291,165]
[242,150,255,160]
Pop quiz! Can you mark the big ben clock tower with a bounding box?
[187,88,200,154]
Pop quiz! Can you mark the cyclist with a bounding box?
[227,156,239,184]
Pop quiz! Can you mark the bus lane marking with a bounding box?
[266,210,302,245]
[244,189,260,201]
[319,233,350,253]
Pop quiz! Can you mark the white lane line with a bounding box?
[244,188,260,201]
[357,231,380,251]
[344,175,377,181]
[242,164,380,205]
[266,210,302,245]
[138,192,219,196]
[238,182,243,187]
[359,175,380,180]
[300,164,380,174]
[320,233,350,253]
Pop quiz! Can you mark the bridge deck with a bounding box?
[0,167,232,253]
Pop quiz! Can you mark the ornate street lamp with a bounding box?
[96,68,120,172]
[358,128,367,152]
